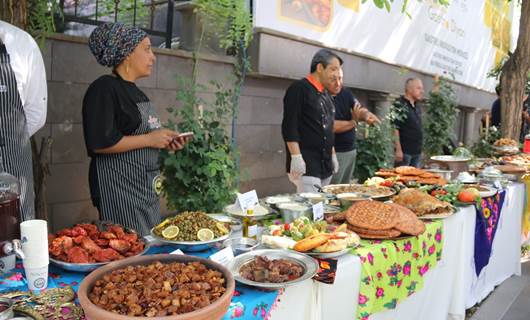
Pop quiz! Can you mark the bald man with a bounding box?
[392,78,424,168]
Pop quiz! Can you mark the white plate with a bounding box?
[224,204,273,219]
[304,247,354,259]
[417,211,455,220]
[430,155,471,162]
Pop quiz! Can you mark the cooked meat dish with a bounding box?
[89,261,226,317]
[48,223,144,263]
[239,256,304,283]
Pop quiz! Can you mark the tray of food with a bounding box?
[261,217,360,258]
[227,249,319,290]
[321,184,396,201]
[493,138,520,155]
[150,211,231,251]
[49,223,149,272]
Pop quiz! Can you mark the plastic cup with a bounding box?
[20,220,49,266]
[24,264,48,292]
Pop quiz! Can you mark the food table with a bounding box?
[0,184,524,320]
[270,183,524,320]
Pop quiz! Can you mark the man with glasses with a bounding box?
[282,49,342,192]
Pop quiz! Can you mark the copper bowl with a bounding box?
[78,254,235,320]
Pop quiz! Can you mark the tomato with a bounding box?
[284,223,290,231]
[458,190,477,202]
[380,180,394,187]
[430,189,447,196]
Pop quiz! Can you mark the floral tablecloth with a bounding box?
[0,245,281,320]
[352,220,444,320]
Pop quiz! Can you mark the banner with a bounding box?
[253,0,518,91]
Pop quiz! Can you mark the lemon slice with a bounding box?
[215,222,229,234]
[197,228,214,241]
[161,226,180,239]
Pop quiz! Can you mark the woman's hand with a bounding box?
[167,135,192,151]
[147,129,178,149]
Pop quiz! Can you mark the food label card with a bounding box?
[235,190,259,213]
[210,246,234,266]
[312,202,324,221]
[170,249,184,255]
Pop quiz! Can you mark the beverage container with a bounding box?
[242,207,258,240]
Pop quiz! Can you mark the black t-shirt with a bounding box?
[282,78,335,179]
[392,96,423,155]
[82,75,148,157]
[333,89,356,153]
[82,75,150,206]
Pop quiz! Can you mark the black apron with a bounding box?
[93,77,162,236]
[0,41,35,221]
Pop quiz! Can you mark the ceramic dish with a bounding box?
[228,249,318,290]
[49,242,151,273]
[78,254,235,320]
[417,211,455,220]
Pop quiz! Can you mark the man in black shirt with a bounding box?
[329,68,379,184]
[282,49,342,192]
[392,78,424,168]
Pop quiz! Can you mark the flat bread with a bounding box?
[348,224,402,239]
[395,166,424,176]
[390,203,426,236]
[345,201,399,230]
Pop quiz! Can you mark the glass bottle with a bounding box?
[242,206,258,240]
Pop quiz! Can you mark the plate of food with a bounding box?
[227,249,319,290]
[150,211,231,251]
[49,223,149,272]
[322,184,396,201]
[262,217,360,258]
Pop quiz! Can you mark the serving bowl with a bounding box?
[222,237,259,256]
[150,229,231,252]
[336,193,371,209]
[298,192,326,204]
[276,202,312,223]
[227,249,318,290]
[78,254,235,320]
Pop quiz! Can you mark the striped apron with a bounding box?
[0,41,35,221]
[93,93,162,236]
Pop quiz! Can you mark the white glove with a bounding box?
[290,154,306,176]
[332,153,339,174]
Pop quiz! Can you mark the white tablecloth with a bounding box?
[270,183,524,320]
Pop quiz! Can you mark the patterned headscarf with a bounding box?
[88,23,147,67]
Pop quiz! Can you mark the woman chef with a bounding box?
[82,23,188,235]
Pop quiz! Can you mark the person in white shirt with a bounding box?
[0,21,47,220]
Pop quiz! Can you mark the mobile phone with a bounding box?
[177,131,194,138]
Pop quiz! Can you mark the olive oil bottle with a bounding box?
[242,206,258,239]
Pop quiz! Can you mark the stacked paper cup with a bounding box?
[20,219,49,291]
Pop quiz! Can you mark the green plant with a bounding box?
[160,78,239,212]
[471,126,501,158]
[98,0,149,27]
[354,119,395,183]
[423,77,459,156]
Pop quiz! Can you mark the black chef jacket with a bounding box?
[282,75,335,179]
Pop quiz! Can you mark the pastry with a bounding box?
[345,201,399,230]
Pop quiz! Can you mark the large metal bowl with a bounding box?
[149,229,231,252]
[276,202,312,223]
[49,241,151,273]
[228,249,318,290]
